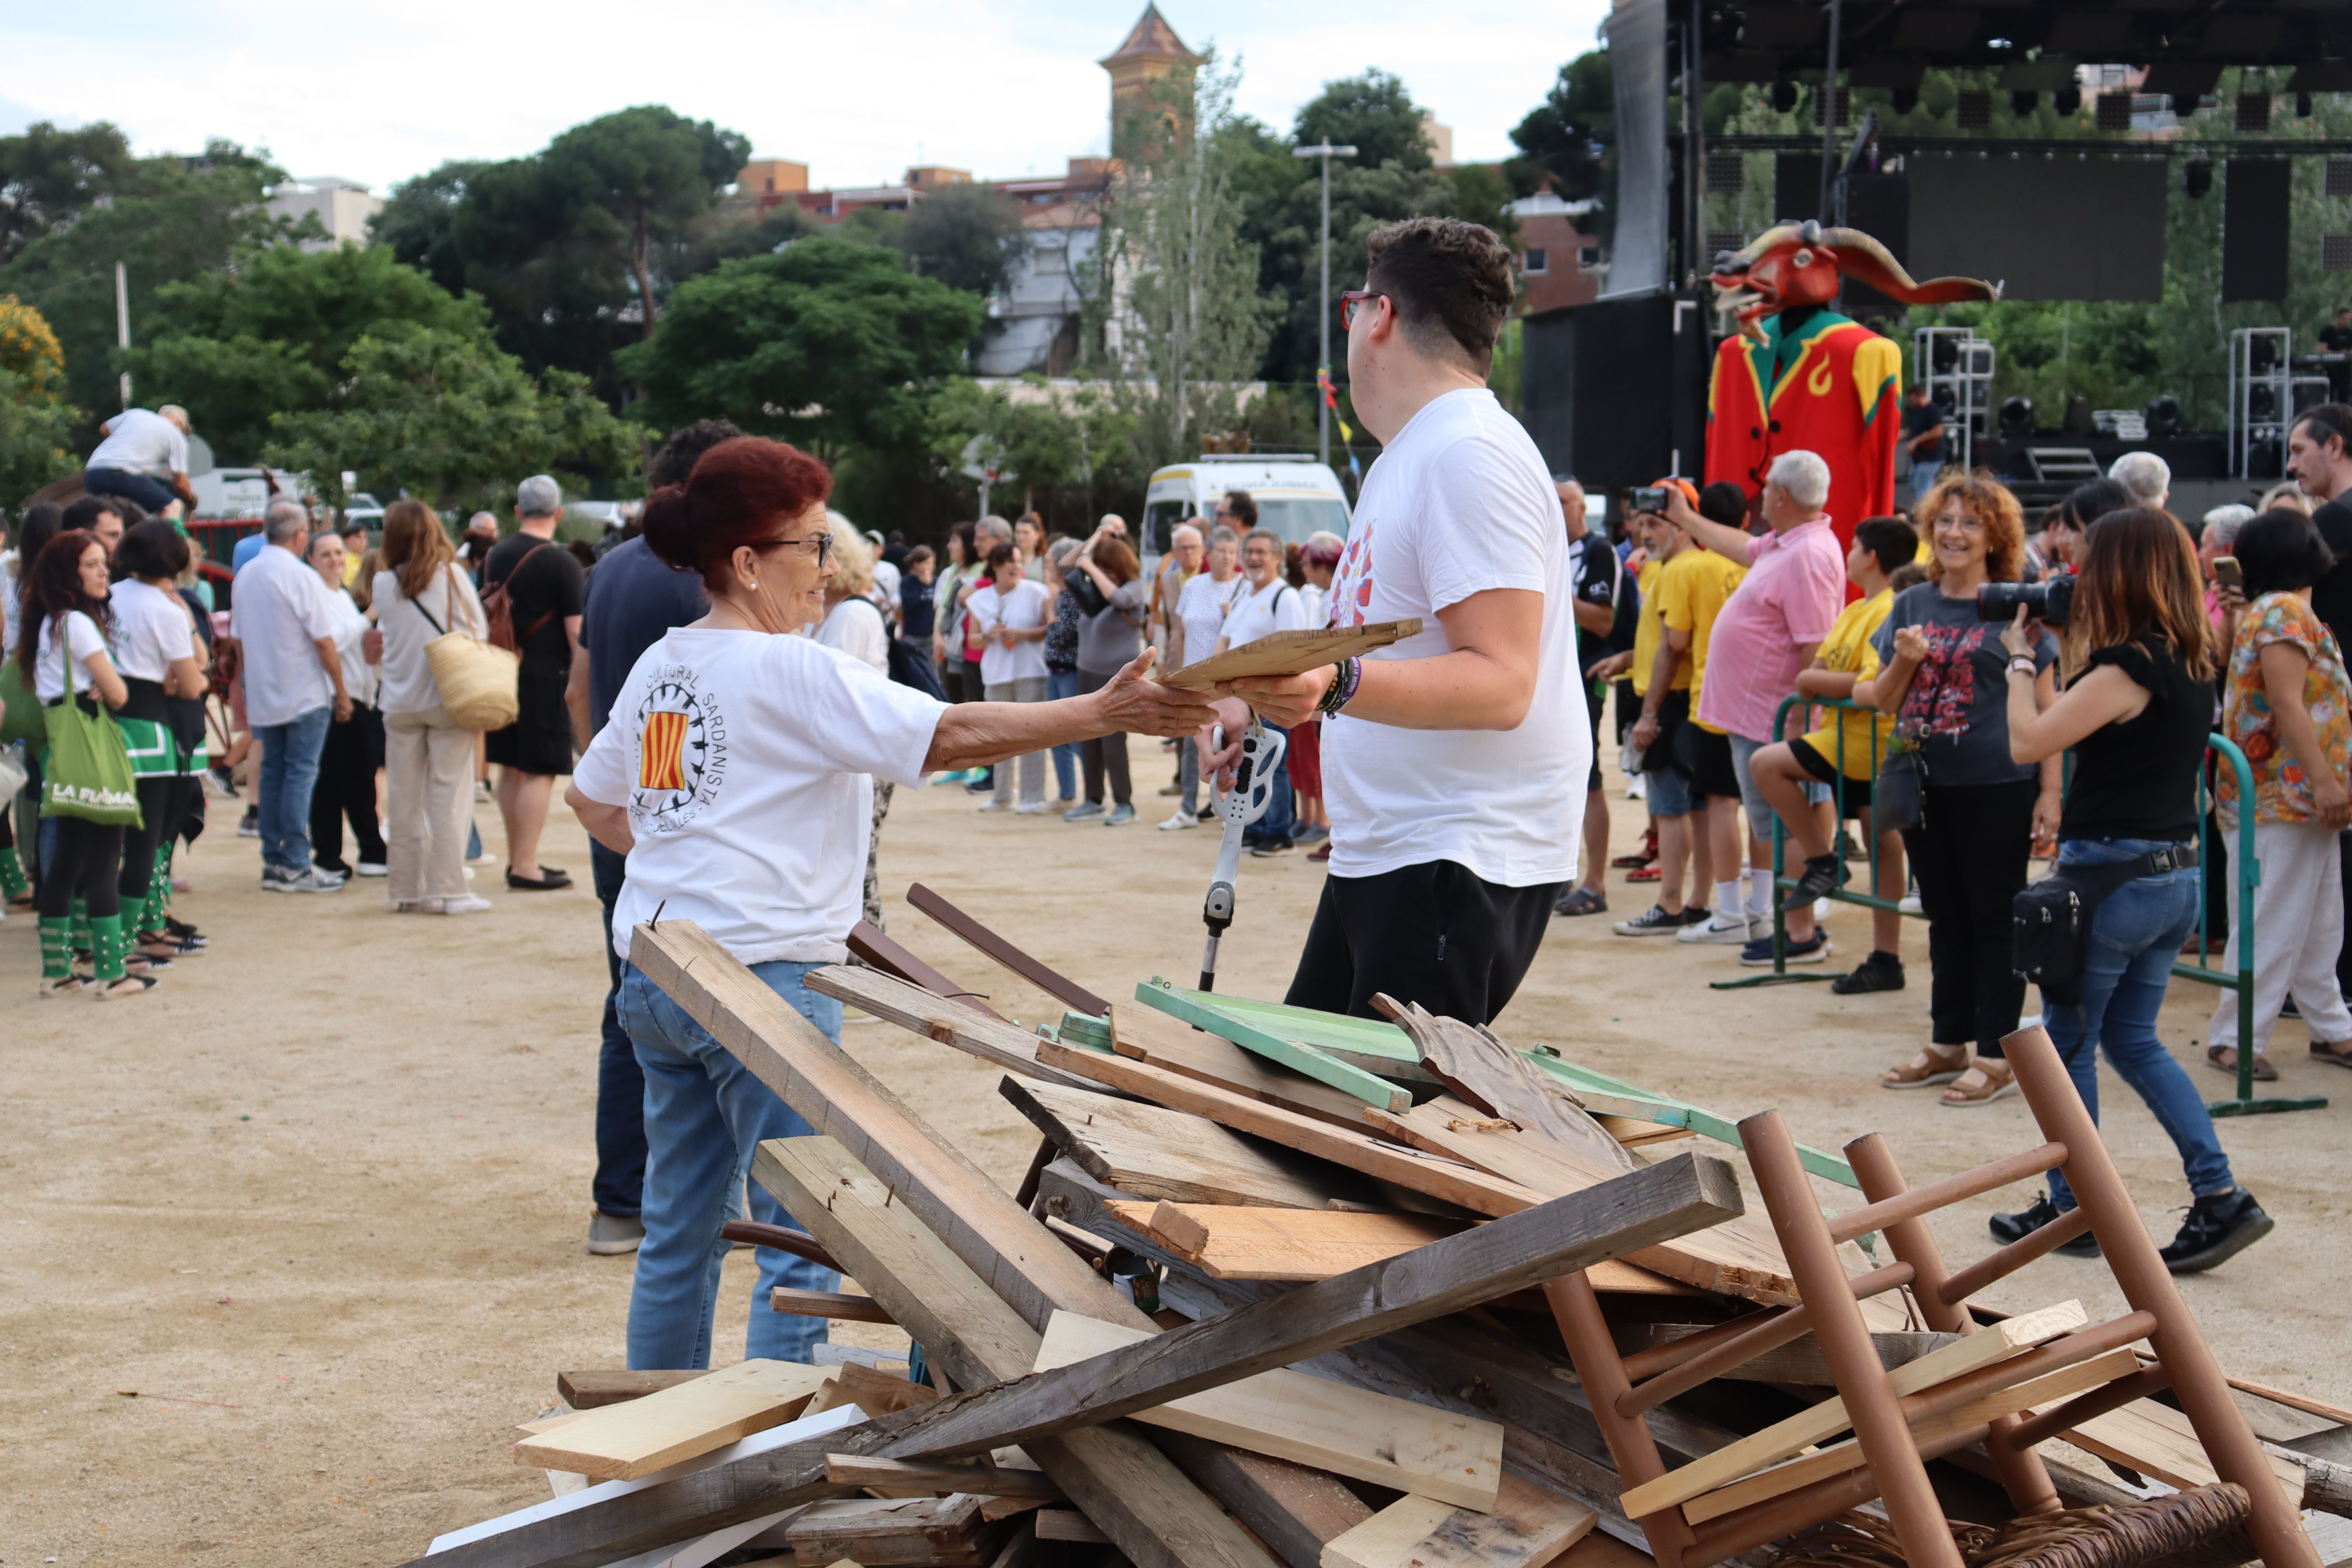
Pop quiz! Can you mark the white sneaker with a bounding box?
[354,861,388,877]
[1158,811,1198,831]
[1626,776,1648,800]
[1813,897,1832,921]
[1899,892,1924,915]
[261,866,345,894]
[976,799,1008,813]
[436,894,494,915]
[1676,910,1753,944]
[1013,802,1048,815]
[1749,911,1775,942]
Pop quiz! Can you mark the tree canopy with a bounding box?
[902,181,1028,298]
[0,294,78,505]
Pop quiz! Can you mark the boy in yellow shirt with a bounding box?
[1747,516,1920,986]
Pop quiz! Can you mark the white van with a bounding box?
[1140,455,1352,559]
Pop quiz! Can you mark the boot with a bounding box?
[0,844,28,901]
[39,915,78,995]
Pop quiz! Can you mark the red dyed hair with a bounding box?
[640,436,833,592]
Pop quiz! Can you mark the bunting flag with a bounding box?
[1316,368,1362,477]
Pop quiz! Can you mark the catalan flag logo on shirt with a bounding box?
[639,710,690,791]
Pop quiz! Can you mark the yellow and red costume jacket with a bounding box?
[1705,305,1904,557]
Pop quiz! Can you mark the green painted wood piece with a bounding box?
[1055,1011,1115,1053]
[1134,981,1412,1111]
[1138,980,1859,1190]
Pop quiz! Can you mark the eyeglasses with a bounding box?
[757,531,834,567]
[1340,289,1383,330]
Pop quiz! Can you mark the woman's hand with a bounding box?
[1215,669,1328,729]
[1893,624,1931,664]
[1090,648,1221,739]
[1998,604,2041,661]
[362,627,384,664]
[2315,772,2352,832]
[2031,788,2062,854]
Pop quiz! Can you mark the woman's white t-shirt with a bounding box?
[34,609,109,702]
[107,579,197,683]
[572,626,946,967]
[1319,387,1589,887]
[967,577,1049,686]
[815,596,889,674]
[322,586,378,709]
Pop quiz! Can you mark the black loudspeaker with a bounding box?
[1520,292,1712,492]
[2222,160,2291,303]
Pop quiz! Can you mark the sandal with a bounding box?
[1942,1059,2020,1107]
[2310,1040,2352,1071]
[1625,863,1662,883]
[1882,1044,1967,1090]
[1554,886,1608,917]
[2206,1045,2277,1082]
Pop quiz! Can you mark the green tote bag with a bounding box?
[39,638,142,826]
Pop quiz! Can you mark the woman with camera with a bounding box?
[2204,506,2352,1080]
[1986,508,2272,1273]
[1871,474,2061,1104]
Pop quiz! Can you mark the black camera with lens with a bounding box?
[1978,576,2073,627]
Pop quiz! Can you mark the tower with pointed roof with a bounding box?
[1100,4,1199,163]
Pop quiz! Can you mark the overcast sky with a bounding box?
[2,0,1606,195]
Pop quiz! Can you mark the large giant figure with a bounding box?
[1705,222,1998,546]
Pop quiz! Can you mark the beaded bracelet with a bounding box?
[1319,656,1362,716]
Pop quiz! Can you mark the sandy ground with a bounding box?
[6,736,2352,1567]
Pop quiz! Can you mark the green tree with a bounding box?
[929,375,1136,519]
[128,242,489,463]
[0,294,80,507]
[1508,52,1613,207]
[0,121,140,265]
[1295,69,1432,172]
[369,158,489,298]
[901,181,1028,298]
[617,237,983,462]
[265,327,646,513]
[540,106,750,338]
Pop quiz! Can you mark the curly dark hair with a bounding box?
[648,418,748,491]
[1364,217,1516,374]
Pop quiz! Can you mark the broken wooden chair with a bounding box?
[1546,1020,2314,1568]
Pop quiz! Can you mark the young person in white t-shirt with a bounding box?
[564,436,1210,1371]
[1205,216,1589,1024]
[1162,527,1246,828]
[965,541,1054,813]
[1217,527,1312,854]
[109,520,211,961]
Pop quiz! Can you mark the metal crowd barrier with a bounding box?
[1705,695,2322,1119]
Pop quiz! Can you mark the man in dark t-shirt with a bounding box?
[1556,477,1627,916]
[482,475,587,892]
[1901,383,1945,504]
[2284,406,2352,999]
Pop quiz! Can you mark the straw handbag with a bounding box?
[414,566,519,731]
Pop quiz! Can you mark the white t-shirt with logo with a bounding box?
[572,626,946,967]
[87,408,189,479]
[967,577,1050,685]
[1218,577,1309,653]
[106,579,198,683]
[34,610,110,702]
[1320,387,1590,887]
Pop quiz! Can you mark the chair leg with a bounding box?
[1845,1132,2063,1518]
[1545,1272,1701,1568]
[1742,1111,1965,1568]
[2003,1023,2317,1568]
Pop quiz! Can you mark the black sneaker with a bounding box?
[1612,904,1692,937]
[2159,1188,2274,1274]
[1988,1195,2103,1257]
[1779,853,1849,913]
[1831,950,1906,995]
[1679,905,1714,926]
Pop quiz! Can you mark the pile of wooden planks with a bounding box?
[405,920,2352,1568]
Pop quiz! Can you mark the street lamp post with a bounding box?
[1292,142,1357,468]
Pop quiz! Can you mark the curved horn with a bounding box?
[1820,227,2002,305]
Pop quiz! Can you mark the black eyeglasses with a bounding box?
[756,531,834,567]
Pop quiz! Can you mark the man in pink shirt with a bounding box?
[1669,450,1849,961]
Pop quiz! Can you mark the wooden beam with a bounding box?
[824,1454,1067,1500]
[1375,995,1635,1173]
[772,1286,897,1324]
[881,1152,1745,1466]
[807,1361,943,1419]
[1034,1509,1114,1544]
[1319,1473,1597,1568]
[1151,1432,1376,1568]
[1033,1312,1507,1509]
[1137,981,1412,1110]
[753,1136,1281,1568]
[905,882,1112,1016]
[629,920,1285,1568]
[2062,1395,2310,1513]
[805,963,1097,1091]
[751,1492,1002,1563]
[1002,1077,1370,1210]
[515,1360,834,1480]
[1108,1004,1389,1131]
[557,1369,707,1410]
[1617,1300,2090,1518]
[1033,1040,1798,1305]
[847,919,1007,1020]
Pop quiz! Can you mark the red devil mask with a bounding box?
[1710,221,2000,341]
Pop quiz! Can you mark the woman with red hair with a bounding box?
[566,437,1213,1370]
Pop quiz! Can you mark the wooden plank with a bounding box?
[882,1152,1745,1469]
[848,918,1011,1020]
[773,1286,897,1324]
[1134,982,1435,1083]
[1617,1299,2091,1518]
[759,1492,998,1564]
[1159,619,1421,692]
[1152,1431,1376,1568]
[750,1136,1283,1568]
[807,1361,943,1419]
[627,919,1284,1568]
[1002,1077,1368,1210]
[1377,996,1636,1173]
[558,1369,708,1410]
[1593,1114,1697,1148]
[1109,1004,1390,1131]
[1681,1347,2142,1524]
[1319,1473,1597,1568]
[904,883,1111,1016]
[1033,1312,1507,1509]
[826,1455,1065,1501]
[804,964,1098,1091]
[1034,1508,1114,1543]
[516,1360,835,1481]
[1136,983,1410,1111]
[1033,1040,1799,1306]
[2063,1395,2308,1513]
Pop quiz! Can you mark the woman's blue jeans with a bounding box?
[1047,667,1080,800]
[617,958,839,1369]
[2042,837,2234,1209]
